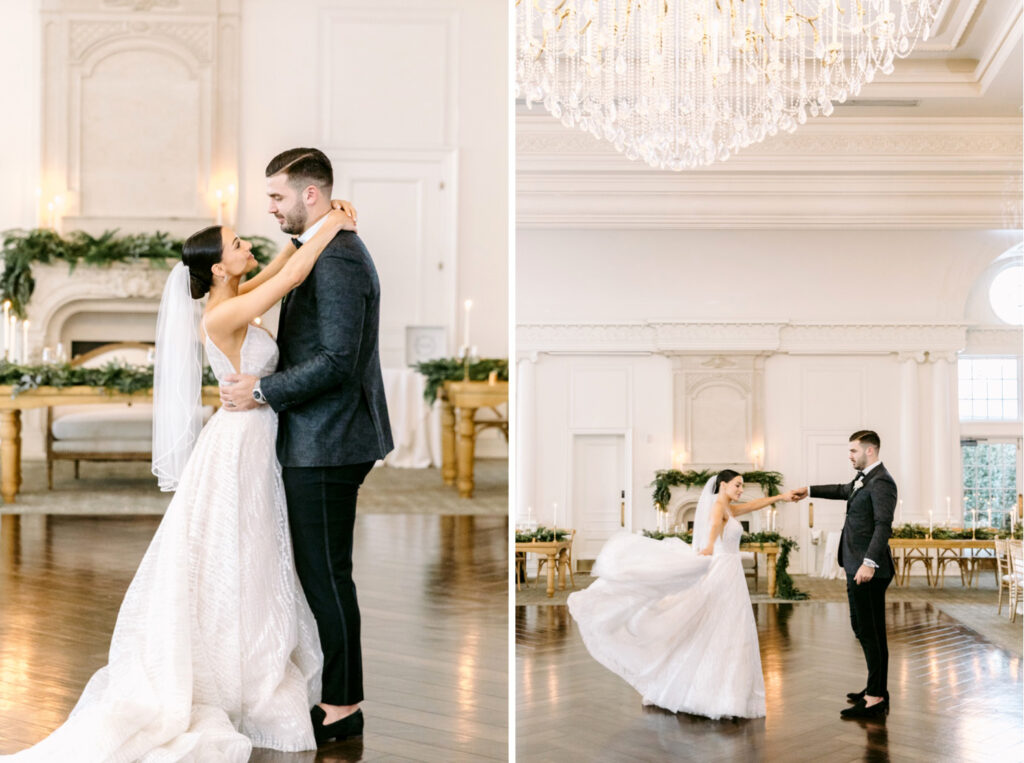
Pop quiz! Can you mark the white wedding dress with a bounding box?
[6,324,322,762]
[567,514,766,719]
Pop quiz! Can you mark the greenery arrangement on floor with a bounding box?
[515,525,571,543]
[651,468,784,508]
[891,522,1022,540]
[412,358,509,402]
[0,228,276,317]
[642,529,808,600]
[0,359,217,397]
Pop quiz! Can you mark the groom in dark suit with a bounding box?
[793,430,897,720]
[221,147,393,744]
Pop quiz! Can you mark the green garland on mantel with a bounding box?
[0,359,217,397]
[0,228,276,318]
[651,468,784,508]
[642,529,808,600]
[412,358,509,403]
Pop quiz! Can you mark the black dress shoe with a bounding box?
[310,705,364,745]
[840,698,888,719]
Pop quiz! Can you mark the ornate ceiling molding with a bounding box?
[518,320,973,356]
[517,114,1022,230]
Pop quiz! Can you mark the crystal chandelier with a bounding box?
[516,0,940,170]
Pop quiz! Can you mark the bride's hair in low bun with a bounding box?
[714,469,742,494]
[182,225,224,299]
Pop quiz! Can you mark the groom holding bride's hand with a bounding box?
[791,429,897,721]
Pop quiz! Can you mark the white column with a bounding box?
[930,352,956,523]
[515,355,537,524]
[897,352,923,523]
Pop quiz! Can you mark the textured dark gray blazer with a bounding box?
[812,463,898,578]
[260,230,393,468]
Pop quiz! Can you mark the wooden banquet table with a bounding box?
[515,540,782,599]
[439,380,508,498]
[888,538,997,587]
[0,385,221,504]
[516,538,573,598]
[741,542,780,597]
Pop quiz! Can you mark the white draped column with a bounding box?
[929,352,958,525]
[516,355,537,524]
[897,352,924,524]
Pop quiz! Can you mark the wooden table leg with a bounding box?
[767,551,777,597]
[546,551,556,598]
[456,405,477,498]
[557,549,567,591]
[1,410,21,504]
[440,397,456,486]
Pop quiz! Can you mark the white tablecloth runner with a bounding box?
[381,368,441,468]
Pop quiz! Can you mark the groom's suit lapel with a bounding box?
[848,464,884,506]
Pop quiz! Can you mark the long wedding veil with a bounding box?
[691,476,719,553]
[151,262,204,491]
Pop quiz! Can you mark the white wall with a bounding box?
[517,228,1020,325]
[239,0,507,358]
[517,227,1023,573]
[0,0,41,231]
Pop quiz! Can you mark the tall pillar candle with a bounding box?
[463,300,472,350]
[22,321,29,364]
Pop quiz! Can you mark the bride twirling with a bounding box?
[3,204,356,762]
[567,469,795,720]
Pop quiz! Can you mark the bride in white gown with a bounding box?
[567,470,795,720]
[4,203,357,762]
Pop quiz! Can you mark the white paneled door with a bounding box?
[572,434,627,561]
[330,151,457,369]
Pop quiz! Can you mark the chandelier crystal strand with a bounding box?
[516,0,940,170]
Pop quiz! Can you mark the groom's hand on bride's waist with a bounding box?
[220,373,259,412]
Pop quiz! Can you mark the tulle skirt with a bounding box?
[5,406,322,762]
[567,533,766,719]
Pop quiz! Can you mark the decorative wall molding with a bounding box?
[964,325,1024,354]
[42,0,240,234]
[517,114,1023,230]
[518,320,974,356]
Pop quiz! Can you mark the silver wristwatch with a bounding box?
[252,380,268,405]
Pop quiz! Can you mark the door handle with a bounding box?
[620,489,625,527]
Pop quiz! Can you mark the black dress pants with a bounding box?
[846,572,891,697]
[283,461,375,706]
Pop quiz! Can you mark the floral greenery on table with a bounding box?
[0,228,276,318]
[642,529,808,600]
[0,360,217,397]
[651,468,784,508]
[515,525,570,543]
[890,523,1022,540]
[412,358,509,403]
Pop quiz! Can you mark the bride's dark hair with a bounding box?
[714,469,742,494]
[182,225,223,299]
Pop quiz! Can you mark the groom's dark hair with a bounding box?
[850,430,881,450]
[265,148,333,192]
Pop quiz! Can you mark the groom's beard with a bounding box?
[277,205,308,235]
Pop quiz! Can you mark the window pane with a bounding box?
[989,380,1003,398]
[973,401,987,419]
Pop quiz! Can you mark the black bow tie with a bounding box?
[855,471,866,482]
[290,237,303,249]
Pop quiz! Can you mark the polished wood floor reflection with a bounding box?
[0,512,507,761]
[517,602,1023,762]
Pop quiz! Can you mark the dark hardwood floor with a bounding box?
[0,512,508,761]
[516,601,1023,762]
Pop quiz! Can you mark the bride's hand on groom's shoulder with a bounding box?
[330,199,358,231]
